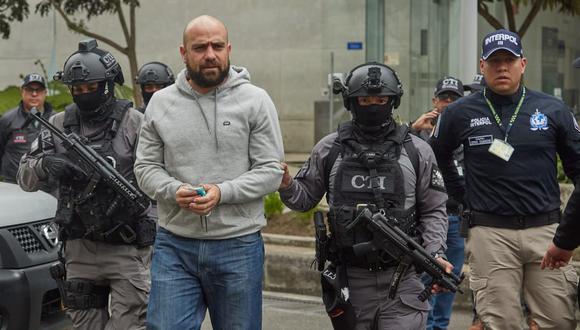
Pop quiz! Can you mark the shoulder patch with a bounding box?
[572,113,580,133]
[430,165,446,192]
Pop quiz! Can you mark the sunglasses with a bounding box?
[23,86,46,94]
[437,92,460,102]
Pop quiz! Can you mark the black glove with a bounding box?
[42,154,85,180]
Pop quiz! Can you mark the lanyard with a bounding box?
[483,87,526,142]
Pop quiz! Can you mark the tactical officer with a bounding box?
[0,73,53,183]
[135,61,175,112]
[464,74,485,93]
[279,62,451,330]
[411,76,465,330]
[17,39,154,330]
[411,76,464,140]
[430,29,580,330]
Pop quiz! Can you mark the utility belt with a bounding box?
[462,209,560,230]
[63,218,156,247]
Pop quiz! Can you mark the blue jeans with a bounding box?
[147,227,264,330]
[425,215,465,330]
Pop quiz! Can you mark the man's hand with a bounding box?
[176,183,220,216]
[41,154,85,179]
[411,110,439,131]
[541,243,573,270]
[430,257,454,294]
[279,162,292,190]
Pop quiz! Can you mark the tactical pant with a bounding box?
[347,266,429,330]
[64,239,152,330]
[467,223,578,330]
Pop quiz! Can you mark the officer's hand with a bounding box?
[411,110,439,131]
[431,257,454,294]
[187,184,220,216]
[41,154,85,180]
[541,243,573,270]
[279,162,292,190]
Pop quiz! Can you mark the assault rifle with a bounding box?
[347,208,464,301]
[23,108,149,220]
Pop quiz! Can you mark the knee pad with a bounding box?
[64,279,110,310]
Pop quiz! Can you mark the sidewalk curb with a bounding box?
[263,290,323,305]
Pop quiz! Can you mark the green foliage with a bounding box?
[295,206,319,226]
[557,155,572,183]
[264,192,285,219]
[0,0,29,39]
[0,81,135,116]
[46,81,73,111]
[0,86,21,114]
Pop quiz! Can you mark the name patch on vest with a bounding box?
[341,174,395,193]
[468,135,493,146]
[12,132,27,144]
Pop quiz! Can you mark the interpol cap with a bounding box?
[22,73,46,88]
[464,74,486,92]
[573,57,580,68]
[434,76,464,97]
[481,29,523,60]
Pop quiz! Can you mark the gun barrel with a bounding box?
[359,209,463,293]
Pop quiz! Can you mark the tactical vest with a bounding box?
[55,100,144,243]
[326,122,419,266]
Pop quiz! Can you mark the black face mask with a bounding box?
[72,81,114,121]
[73,90,102,113]
[141,91,154,106]
[352,103,393,128]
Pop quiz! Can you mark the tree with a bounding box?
[0,0,143,106]
[478,0,580,37]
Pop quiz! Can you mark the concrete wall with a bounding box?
[0,0,366,152]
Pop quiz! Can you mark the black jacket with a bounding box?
[430,86,580,248]
[0,102,53,182]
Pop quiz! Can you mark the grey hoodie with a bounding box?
[134,66,284,239]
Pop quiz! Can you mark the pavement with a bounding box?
[200,291,477,330]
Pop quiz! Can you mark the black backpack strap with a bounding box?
[324,138,342,193]
[323,122,354,192]
[403,134,420,178]
[63,104,81,135]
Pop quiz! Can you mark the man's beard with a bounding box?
[187,59,230,88]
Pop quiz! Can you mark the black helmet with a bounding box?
[136,62,175,86]
[55,39,124,86]
[342,62,403,110]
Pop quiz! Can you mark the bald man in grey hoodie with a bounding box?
[134,15,284,330]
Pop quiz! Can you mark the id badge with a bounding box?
[488,138,514,161]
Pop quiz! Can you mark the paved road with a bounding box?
[201,291,475,330]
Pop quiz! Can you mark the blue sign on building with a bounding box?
[347,42,363,50]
